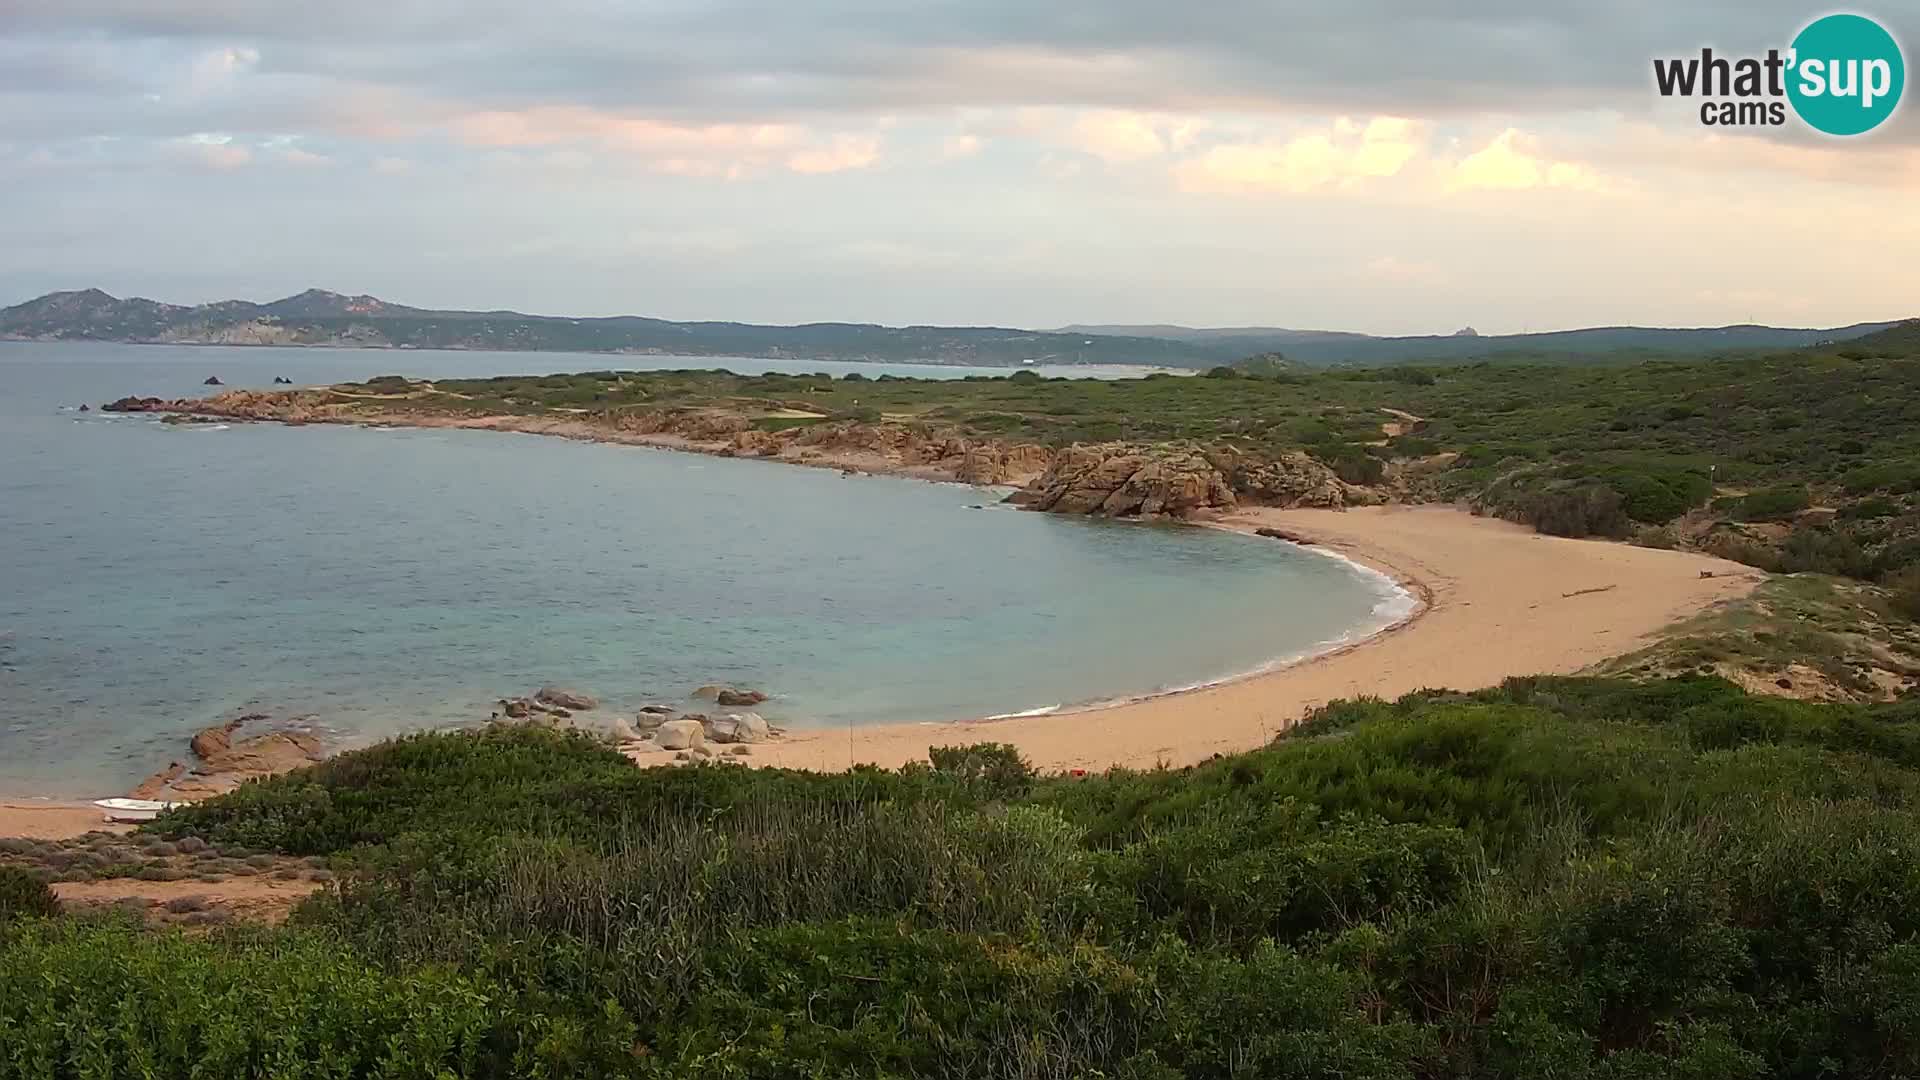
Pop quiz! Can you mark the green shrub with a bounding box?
[0,865,60,922]
[928,742,1035,801]
[0,921,637,1077]
[1735,485,1812,522]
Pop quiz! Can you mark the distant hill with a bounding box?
[1056,320,1903,365]
[4,288,1905,368]
[0,289,1241,368]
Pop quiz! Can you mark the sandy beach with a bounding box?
[731,504,1762,773]
[0,800,129,840]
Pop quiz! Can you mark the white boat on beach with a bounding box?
[93,797,177,823]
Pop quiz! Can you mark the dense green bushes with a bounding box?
[0,865,59,923]
[12,676,1920,1076]
[0,921,641,1077]
[1734,484,1813,522]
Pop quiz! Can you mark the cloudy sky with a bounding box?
[2,1,1915,334]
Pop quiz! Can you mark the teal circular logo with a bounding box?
[1787,13,1905,135]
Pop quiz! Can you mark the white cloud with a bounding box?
[446,105,881,177]
[1175,115,1425,193]
[175,131,250,169]
[1069,110,1173,162]
[787,133,881,174]
[1450,129,1608,192]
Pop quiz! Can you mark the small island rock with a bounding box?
[534,686,597,711]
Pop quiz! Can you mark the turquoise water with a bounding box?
[0,342,1406,796]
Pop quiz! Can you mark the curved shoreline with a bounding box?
[730,504,1764,773]
[977,519,1432,724]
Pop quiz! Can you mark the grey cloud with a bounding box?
[1,0,1870,134]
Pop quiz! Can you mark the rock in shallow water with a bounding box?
[534,686,597,711]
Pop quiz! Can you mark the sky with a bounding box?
[1,1,1916,336]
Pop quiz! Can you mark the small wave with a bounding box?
[985,704,1060,720]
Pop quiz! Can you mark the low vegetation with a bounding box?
[5,677,1920,1076]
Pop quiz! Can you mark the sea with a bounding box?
[0,342,1411,796]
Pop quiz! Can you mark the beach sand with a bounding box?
[725,504,1762,774]
[0,801,129,841]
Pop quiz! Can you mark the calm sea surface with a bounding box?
[0,342,1406,796]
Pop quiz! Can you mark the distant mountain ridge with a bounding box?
[1056,320,1906,365]
[0,288,1237,367]
[2,288,1903,368]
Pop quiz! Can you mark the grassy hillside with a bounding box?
[5,676,1920,1076]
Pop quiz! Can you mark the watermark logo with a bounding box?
[1653,12,1905,135]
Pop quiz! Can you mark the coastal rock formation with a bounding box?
[131,715,326,801]
[203,376,222,386]
[173,731,324,800]
[100,385,1381,522]
[534,686,597,711]
[1013,443,1371,519]
[1212,448,1374,509]
[189,719,240,759]
[1016,444,1236,517]
[654,719,705,751]
[128,762,186,800]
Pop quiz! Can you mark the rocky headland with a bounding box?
[103,386,1382,518]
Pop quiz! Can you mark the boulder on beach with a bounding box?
[703,712,770,745]
[535,686,597,711]
[689,684,726,700]
[634,710,671,731]
[716,688,769,707]
[500,698,532,719]
[655,719,705,751]
[728,712,771,744]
